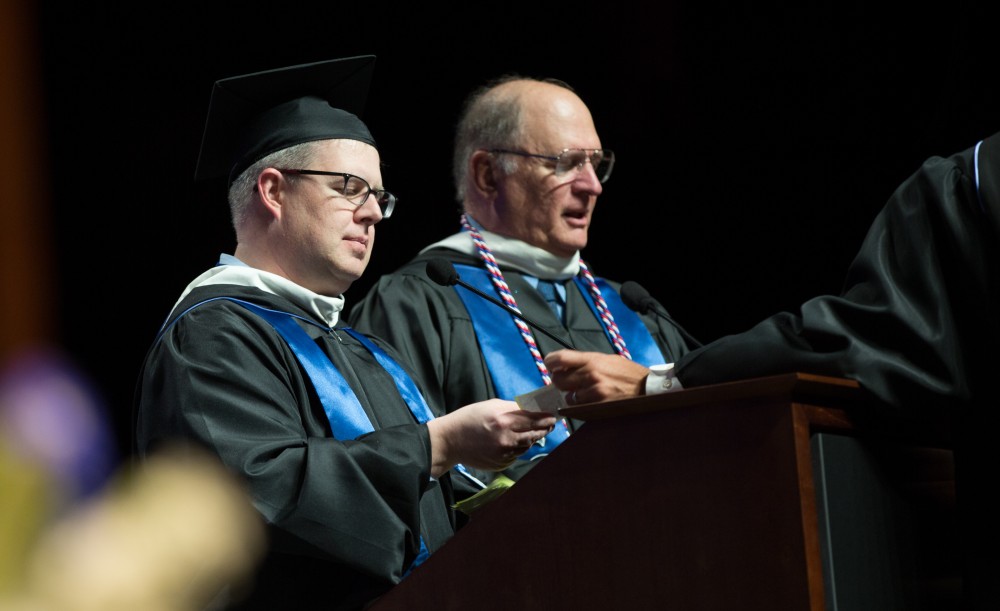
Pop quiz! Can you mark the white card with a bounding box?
[515,384,566,415]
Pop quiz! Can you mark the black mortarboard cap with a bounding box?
[194,55,377,184]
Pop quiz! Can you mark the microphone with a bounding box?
[620,281,659,315]
[426,258,573,350]
[621,281,703,348]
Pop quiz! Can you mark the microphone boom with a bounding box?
[620,281,703,348]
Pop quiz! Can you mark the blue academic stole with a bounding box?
[158,297,449,575]
[451,264,666,459]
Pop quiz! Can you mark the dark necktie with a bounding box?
[536,279,564,323]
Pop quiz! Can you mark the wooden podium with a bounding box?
[369,374,957,610]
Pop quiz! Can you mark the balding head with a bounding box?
[454,76,605,257]
[452,76,584,202]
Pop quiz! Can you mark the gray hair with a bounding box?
[452,75,576,203]
[227,141,320,230]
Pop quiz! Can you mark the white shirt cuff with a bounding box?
[645,363,684,395]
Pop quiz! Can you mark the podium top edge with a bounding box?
[559,372,864,422]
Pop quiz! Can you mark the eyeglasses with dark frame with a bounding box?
[487,148,615,183]
[277,169,397,218]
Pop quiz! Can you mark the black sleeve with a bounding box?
[675,132,1000,424]
[135,299,448,585]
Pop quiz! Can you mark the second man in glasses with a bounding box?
[348,75,696,492]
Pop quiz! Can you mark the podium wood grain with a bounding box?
[371,373,865,610]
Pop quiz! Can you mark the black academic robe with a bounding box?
[674,132,1000,609]
[135,284,456,611]
[347,248,693,484]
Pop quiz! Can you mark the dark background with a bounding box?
[32,2,998,460]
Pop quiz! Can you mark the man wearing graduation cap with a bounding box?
[134,56,557,611]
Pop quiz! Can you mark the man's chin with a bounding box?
[332,260,368,287]
[555,230,588,255]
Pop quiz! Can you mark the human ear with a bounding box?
[470,150,498,196]
[256,168,285,218]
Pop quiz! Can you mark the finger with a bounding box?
[544,349,590,373]
[547,349,588,370]
[532,418,557,433]
[508,412,557,431]
[542,349,567,370]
